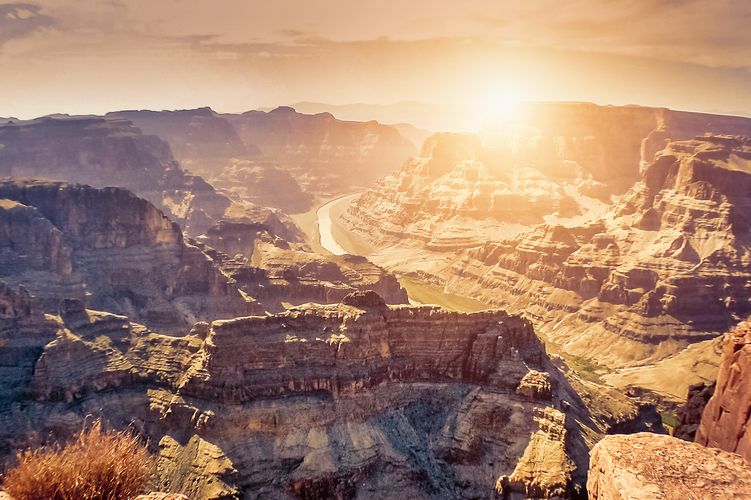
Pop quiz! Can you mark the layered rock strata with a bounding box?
[111,106,417,211]
[196,222,408,310]
[344,104,751,253]
[0,115,297,237]
[0,180,254,331]
[0,290,659,498]
[444,136,751,371]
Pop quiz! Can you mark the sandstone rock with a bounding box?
[195,233,408,311]
[342,103,751,397]
[587,433,751,499]
[516,370,553,401]
[340,290,387,308]
[0,116,239,237]
[2,289,629,498]
[696,320,751,460]
[439,136,751,385]
[0,180,255,331]
[111,106,416,206]
[225,106,416,197]
[496,407,573,498]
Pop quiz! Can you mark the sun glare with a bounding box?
[478,90,526,133]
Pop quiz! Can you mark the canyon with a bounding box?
[1,101,751,499]
[0,283,661,498]
[341,104,751,401]
[109,106,417,212]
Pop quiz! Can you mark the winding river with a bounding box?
[316,192,362,255]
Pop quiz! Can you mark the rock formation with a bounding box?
[194,219,409,310]
[344,104,751,255]
[0,180,255,331]
[0,287,659,498]
[0,115,302,238]
[587,433,751,499]
[696,320,751,460]
[109,106,417,212]
[343,130,751,399]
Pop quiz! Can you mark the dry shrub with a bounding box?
[2,420,152,500]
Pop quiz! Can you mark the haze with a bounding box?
[2,0,751,129]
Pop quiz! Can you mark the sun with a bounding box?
[479,90,526,132]
[488,93,521,118]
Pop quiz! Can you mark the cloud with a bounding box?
[0,2,54,46]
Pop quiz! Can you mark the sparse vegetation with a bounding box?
[2,421,152,500]
[661,411,678,430]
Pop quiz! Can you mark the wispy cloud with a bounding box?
[0,2,54,46]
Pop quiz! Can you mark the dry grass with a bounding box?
[2,420,152,500]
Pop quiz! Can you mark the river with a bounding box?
[316,192,362,255]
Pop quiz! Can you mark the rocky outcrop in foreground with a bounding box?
[0,288,658,498]
[696,320,751,460]
[587,433,751,499]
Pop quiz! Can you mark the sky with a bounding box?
[1,0,751,129]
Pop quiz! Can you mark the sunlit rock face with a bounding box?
[343,102,751,392]
[696,320,751,460]
[0,290,659,499]
[0,180,255,331]
[345,103,751,253]
[444,136,751,371]
[109,106,417,212]
[587,433,751,500]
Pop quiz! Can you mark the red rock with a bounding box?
[696,321,751,460]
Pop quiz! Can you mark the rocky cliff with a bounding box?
[0,290,659,499]
[445,136,751,373]
[0,180,254,331]
[696,320,751,460]
[344,104,751,255]
[343,130,751,399]
[196,222,408,310]
[109,106,417,212]
[0,115,299,237]
[587,433,751,499]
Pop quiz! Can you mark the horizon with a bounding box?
[6,99,751,134]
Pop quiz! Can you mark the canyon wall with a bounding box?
[341,103,751,397]
[0,289,660,498]
[110,106,417,212]
[0,180,255,331]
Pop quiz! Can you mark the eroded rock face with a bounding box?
[696,321,751,460]
[344,104,751,254]
[0,115,301,238]
[0,180,255,331]
[196,225,408,311]
[109,106,417,212]
[0,290,657,499]
[344,134,751,400]
[587,433,751,499]
[225,107,417,198]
